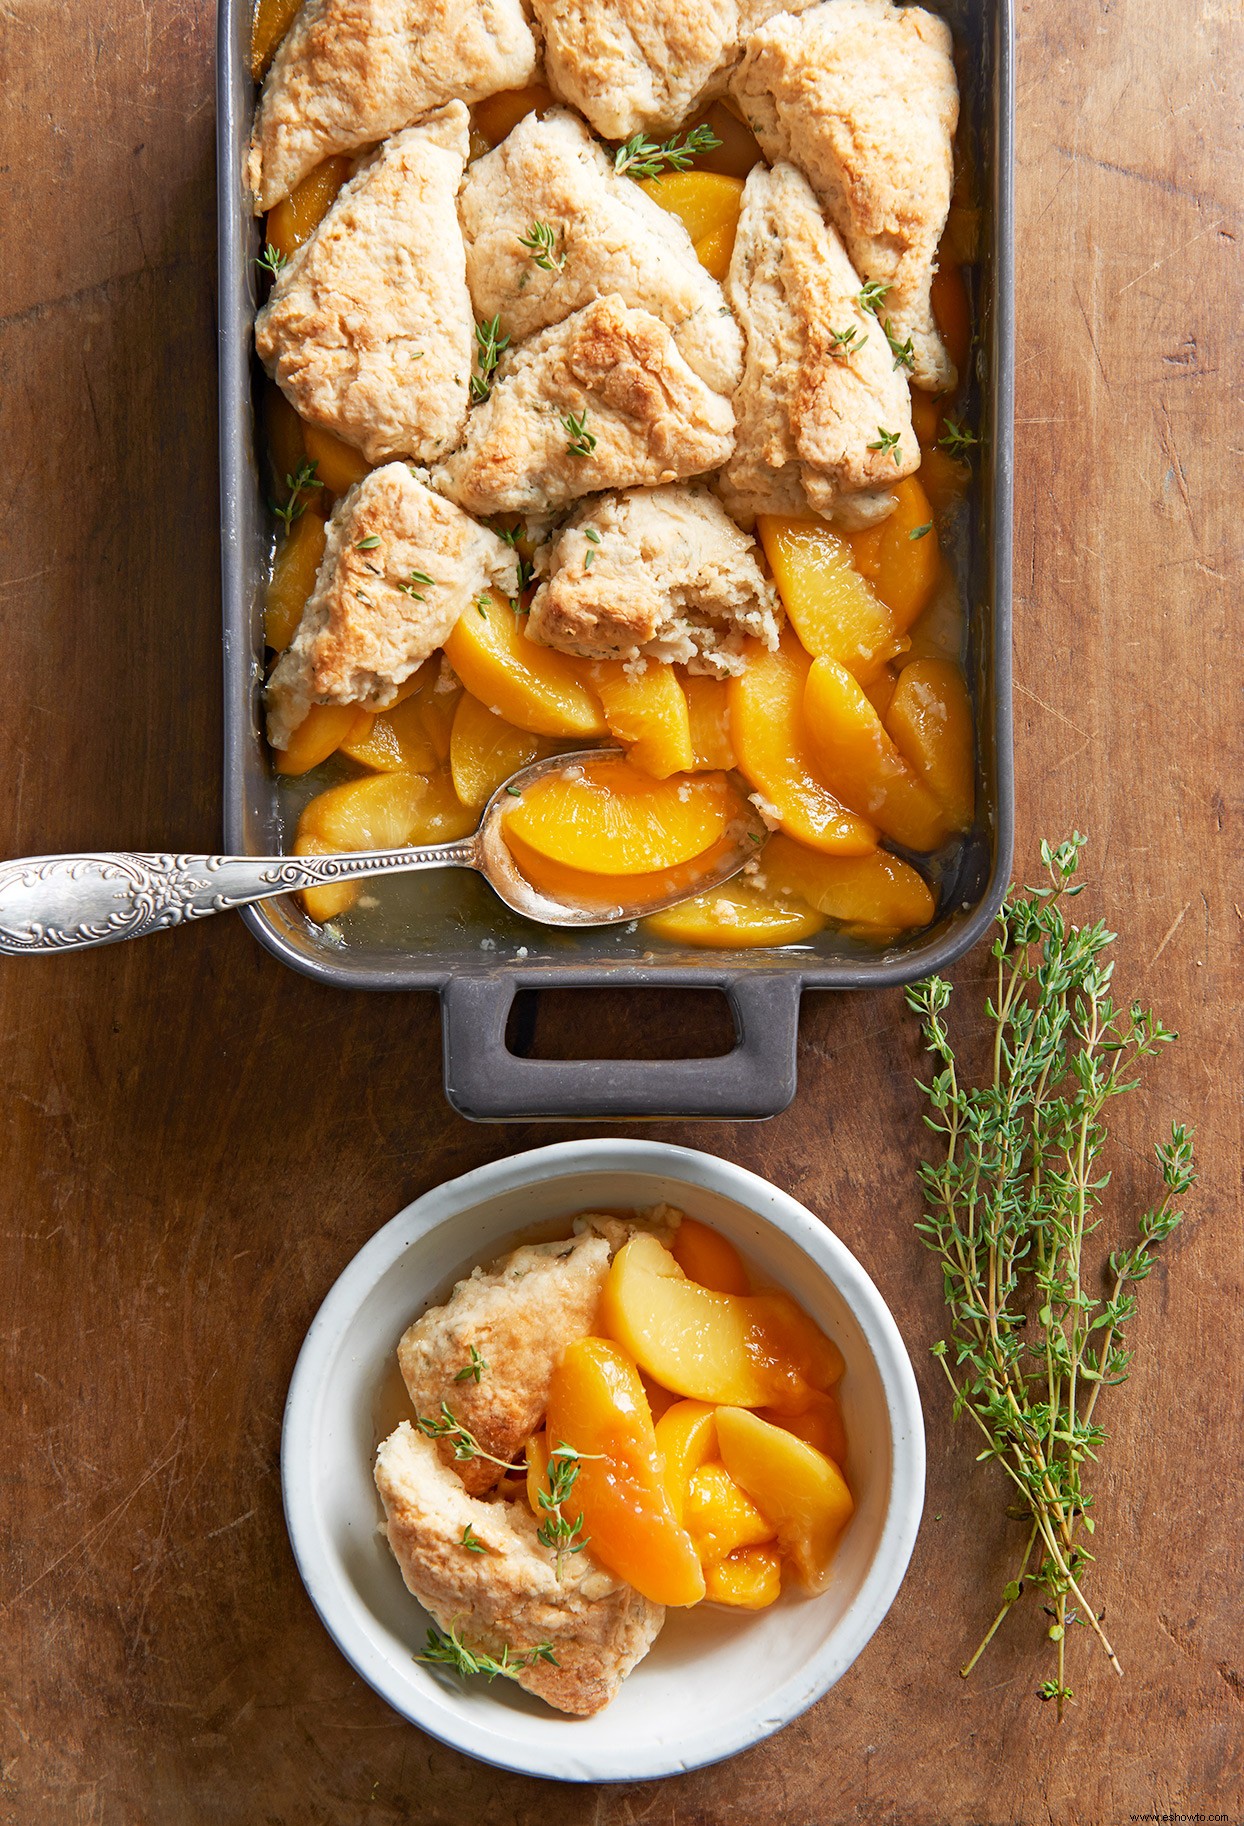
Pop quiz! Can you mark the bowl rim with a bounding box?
[281,1139,926,1782]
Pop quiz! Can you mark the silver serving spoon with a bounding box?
[0,749,769,955]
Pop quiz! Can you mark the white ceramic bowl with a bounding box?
[281,1140,925,1782]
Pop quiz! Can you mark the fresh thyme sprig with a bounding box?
[460,1524,488,1554]
[881,319,915,370]
[471,314,510,402]
[510,552,535,610]
[271,459,320,532]
[868,426,903,465]
[829,323,869,357]
[907,835,1195,1720]
[517,219,567,272]
[613,122,722,180]
[418,1620,557,1683]
[534,1442,595,1579]
[255,242,287,278]
[454,1345,488,1383]
[938,418,979,461]
[856,279,893,316]
[562,409,597,458]
[415,1402,525,1472]
[583,526,601,569]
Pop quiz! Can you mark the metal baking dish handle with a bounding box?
[441,971,802,1122]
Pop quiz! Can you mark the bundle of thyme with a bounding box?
[907,836,1195,1716]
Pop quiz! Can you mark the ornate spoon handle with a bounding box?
[0,845,478,954]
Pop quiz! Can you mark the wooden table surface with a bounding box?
[1,2,1239,1821]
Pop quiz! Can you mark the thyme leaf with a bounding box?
[255,242,287,278]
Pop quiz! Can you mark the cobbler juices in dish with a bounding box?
[249,0,978,948]
[374,1208,853,1715]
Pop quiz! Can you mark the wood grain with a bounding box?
[0,1,1239,1821]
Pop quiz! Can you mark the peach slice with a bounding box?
[681,673,736,771]
[263,385,322,515]
[900,563,964,667]
[863,664,899,719]
[758,515,906,681]
[727,632,878,855]
[671,1218,750,1295]
[450,692,556,811]
[404,768,476,844]
[917,446,971,517]
[471,83,556,148]
[704,1543,782,1609]
[715,1407,853,1593]
[761,832,935,931]
[251,0,302,78]
[300,420,372,496]
[685,1462,776,1564]
[885,659,975,831]
[266,156,353,258]
[693,223,736,281]
[504,828,743,915]
[909,386,946,449]
[642,881,826,949]
[637,169,744,279]
[265,509,326,653]
[639,1373,678,1422]
[931,260,972,380]
[525,1429,552,1522]
[412,668,462,763]
[638,171,744,244]
[297,770,427,850]
[803,657,950,852]
[600,1232,840,1412]
[272,701,360,776]
[757,1389,848,1469]
[445,592,607,738]
[589,660,694,779]
[846,476,940,631]
[293,832,360,924]
[338,692,440,775]
[654,1400,718,1523]
[503,758,732,876]
[690,101,764,181]
[546,1338,705,1607]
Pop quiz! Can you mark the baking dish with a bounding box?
[216,0,1014,1122]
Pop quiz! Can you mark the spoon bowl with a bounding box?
[0,749,771,954]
